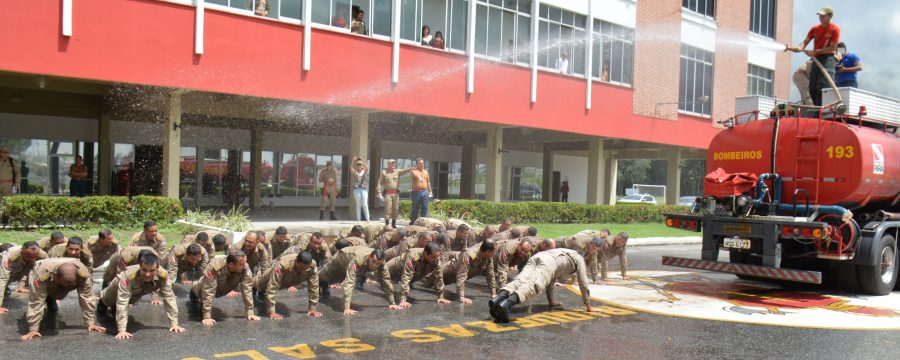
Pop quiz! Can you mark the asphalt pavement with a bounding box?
[1,244,897,359]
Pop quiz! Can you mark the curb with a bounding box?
[627,236,702,247]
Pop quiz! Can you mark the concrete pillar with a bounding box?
[460,143,476,199]
[349,113,369,218]
[542,145,553,202]
[98,112,111,195]
[249,128,263,209]
[606,155,618,205]
[666,149,682,205]
[586,138,605,204]
[161,91,183,200]
[484,127,503,202]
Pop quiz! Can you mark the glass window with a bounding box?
[679,44,714,116]
[538,4,586,75]
[683,0,715,18]
[180,147,197,203]
[373,0,392,36]
[750,0,776,38]
[312,0,331,24]
[592,19,634,85]
[486,6,503,58]
[449,0,468,51]
[280,0,303,20]
[516,14,530,64]
[400,0,419,41]
[747,64,774,97]
[202,149,227,196]
[475,4,488,54]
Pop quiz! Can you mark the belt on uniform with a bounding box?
[385,189,399,195]
[412,189,427,193]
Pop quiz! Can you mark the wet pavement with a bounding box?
[1,244,898,359]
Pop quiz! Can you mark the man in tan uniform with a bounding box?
[443,241,496,304]
[87,230,119,269]
[103,246,158,289]
[164,243,208,285]
[599,232,629,281]
[183,231,231,255]
[0,145,21,196]
[21,258,104,340]
[98,252,183,339]
[266,226,295,259]
[282,232,332,296]
[494,239,533,288]
[190,251,260,326]
[0,242,47,313]
[316,246,400,315]
[229,232,270,282]
[443,218,471,231]
[319,160,338,220]
[489,248,594,323]
[37,231,67,252]
[447,224,476,252]
[473,225,497,243]
[130,220,167,256]
[47,236,93,268]
[376,159,410,227]
[384,232,432,262]
[414,217,445,231]
[255,251,321,319]
[553,234,604,283]
[498,218,513,233]
[361,223,388,247]
[373,227,403,251]
[386,243,448,308]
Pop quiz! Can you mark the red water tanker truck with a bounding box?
[663,102,899,295]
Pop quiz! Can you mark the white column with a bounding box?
[303,0,312,70]
[162,91,184,200]
[485,127,503,202]
[391,0,400,84]
[195,0,204,54]
[530,0,539,103]
[606,155,618,205]
[62,0,73,37]
[585,0,594,110]
[586,138,605,204]
[666,149,682,205]
[466,0,476,94]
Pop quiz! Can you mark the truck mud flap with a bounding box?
[662,256,822,284]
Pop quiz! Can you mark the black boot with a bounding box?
[361,208,368,222]
[46,297,59,312]
[320,281,331,297]
[391,219,396,228]
[385,219,389,225]
[488,290,510,320]
[189,290,199,305]
[330,211,337,220]
[97,300,108,315]
[355,274,366,290]
[319,210,324,220]
[497,298,514,323]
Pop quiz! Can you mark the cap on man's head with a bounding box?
[817,6,833,16]
[326,160,333,165]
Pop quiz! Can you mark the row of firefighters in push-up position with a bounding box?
[0,218,630,341]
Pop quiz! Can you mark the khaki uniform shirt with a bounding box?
[254,254,319,314]
[374,231,402,251]
[384,236,423,261]
[103,246,158,285]
[598,241,628,280]
[26,258,96,332]
[87,235,119,269]
[494,239,531,288]
[361,224,385,246]
[101,265,178,331]
[192,256,254,319]
[0,246,48,305]
[164,244,209,284]
[266,232,296,260]
[316,246,394,309]
[376,169,408,193]
[38,236,67,252]
[413,217,444,230]
[230,240,271,275]
[0,157,21,187]
[47,243,93,268]
[447,229,476,252]
[502,248,591,306]
[443,219,470,231]
[401,225,431,237]
[182,231,230,255]
[130,231,167,256]
[283,236,332,269]
[556,235,600,281]
[445,244,496,298]
[319,168,337,190]
[386,248,443,303]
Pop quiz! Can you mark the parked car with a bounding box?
[617,193,657,205]
[677,196,698,206]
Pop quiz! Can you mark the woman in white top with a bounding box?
[351,156,370,222]
[421,25,433,47]
[556,51,569,74]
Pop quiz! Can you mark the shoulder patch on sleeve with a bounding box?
[157,268,168,279]
[120,278,131,287]
[275,266,284,276]
[350,263,358,272]
[463,255,471,266]
[174,246,186,257]
[205,268,217,279]
[406,259,415,269]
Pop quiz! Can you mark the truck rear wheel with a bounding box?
[857,235,898,295]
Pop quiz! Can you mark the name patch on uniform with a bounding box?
[275,266,284,276]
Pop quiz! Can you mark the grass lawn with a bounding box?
[0,224,193,247]
[528,222,693,238]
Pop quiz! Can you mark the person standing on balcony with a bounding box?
[421,25,433,47]
[350,9,368,35]
[0,145,21,196]
[786,6,840,106]
[835,42,862,88]
[556,51,570,74]
[408,158,432,225]
[433,31,446,50]
[69,155,89,197]
[377,159,411,228]
[319,160,338,220]
[351,156,370,222]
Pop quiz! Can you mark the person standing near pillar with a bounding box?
[560,177,569,203]
[351,156,370,223]
[69,155,89,197]
[0,145,21,196]
[377,159,411,228]
[408,158,432,225]
[319,160,338,221]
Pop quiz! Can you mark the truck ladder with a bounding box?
[792,118,824,206]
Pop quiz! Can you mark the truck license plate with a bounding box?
[723,237,751,250]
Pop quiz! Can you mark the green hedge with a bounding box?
[0,195,184,229]
[400,199,691,224]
